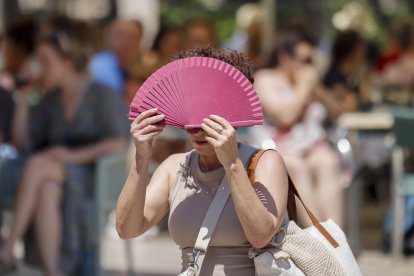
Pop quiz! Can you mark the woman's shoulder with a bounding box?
[156,152,192,189]
[253,69,285,93]
[254,68,283,81]
[160,151,192,174]
[254,148,286,171]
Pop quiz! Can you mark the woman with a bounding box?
[116,48,288,275]
[254,32,344,228]
[323,30,365,111]
[0,30,129,275]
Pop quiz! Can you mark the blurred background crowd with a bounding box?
[0,0,414,275]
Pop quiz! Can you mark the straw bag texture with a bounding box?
[247,150,362,276]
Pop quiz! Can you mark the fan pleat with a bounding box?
[164,74,186,123]
[129,57,264,128]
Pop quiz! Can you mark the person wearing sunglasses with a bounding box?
[253,31,345,229]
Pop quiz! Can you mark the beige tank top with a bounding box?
[168,150,255,275]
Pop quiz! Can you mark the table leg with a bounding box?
[392,147,405,258]
[347,177,361,253]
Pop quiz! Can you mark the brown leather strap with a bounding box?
[248,149,339,248]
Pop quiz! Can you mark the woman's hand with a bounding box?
[131,108,165,159]
[295,65,318,93]
[201,115,239,168]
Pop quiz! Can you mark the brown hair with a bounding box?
[40,21,92,74]
[172,46,254,84]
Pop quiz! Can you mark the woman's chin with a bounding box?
[191,141,214,153]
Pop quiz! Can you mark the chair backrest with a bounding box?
[93,152,129,276]
[94,153,128,213]
[391,107,414,150]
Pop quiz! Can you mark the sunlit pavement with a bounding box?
[8,232,414,276]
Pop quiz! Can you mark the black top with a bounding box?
[0,87,14,143]
[322,65,360,94]
[30,82,130,151]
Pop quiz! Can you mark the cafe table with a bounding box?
[337,110,394,254]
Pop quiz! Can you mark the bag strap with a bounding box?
[247,149,339,248]
[191,144,258,268]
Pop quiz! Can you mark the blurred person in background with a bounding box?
[323,30,367,111]
[0,19,40,146]
[223,3,265,69]
[245,20,265,70]
[0,29,129,275]
[0,19,38,92]
[127,25,185,107]
[254,32,345,228]
[381,22,414,87]
[185,17,218,49]
[89,19,143,99]
[375,21,403,74]
[151,26,183,67]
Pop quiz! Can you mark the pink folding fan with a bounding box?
[129,57,263,129]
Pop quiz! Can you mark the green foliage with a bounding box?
[159,0,236,44]
[215,16,236,45]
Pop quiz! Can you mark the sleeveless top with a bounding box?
[168,150,255,275]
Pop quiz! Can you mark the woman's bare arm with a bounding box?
[225,150,288,248]
[259,84,311,128]
[255,68,316,128]
[115,153,181,239]
[116,108,180,240]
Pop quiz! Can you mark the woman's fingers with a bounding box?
[139,124,164,135]
[201,122,221,140]
[133,108,158,124]
[205,136,220,147]
[203,118,223,134]
[145,129,163,140]
[136,114,165,130]
[209,115,232,130]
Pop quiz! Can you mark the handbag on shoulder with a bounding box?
[247,150,362,276]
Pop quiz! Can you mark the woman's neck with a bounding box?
[198,153,222,172]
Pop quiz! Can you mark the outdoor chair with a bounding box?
[391,107,414,258]
[94,152,132,276]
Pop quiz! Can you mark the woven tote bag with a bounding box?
[247,150,362,276]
